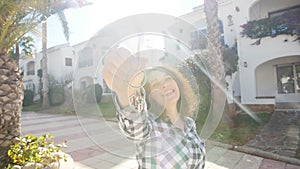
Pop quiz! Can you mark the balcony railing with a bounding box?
[27,70,35,75]
[240,8,300,42]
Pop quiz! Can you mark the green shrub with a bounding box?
[22,103,42,112]
[23,90,34,106]
[85,84,103,104]
[6,134,67,169]
[49,85,65,106]
[222,45,239,76]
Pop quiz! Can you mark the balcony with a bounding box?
[241,7,300,42]
[26,70,35,76]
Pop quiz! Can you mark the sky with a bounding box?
[35,0,204,51]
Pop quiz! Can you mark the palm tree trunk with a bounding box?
[42,21,50,108]
[0,54,23,168]
[204,0,223,77]
[15,43,20,67]
[204,0,233,131]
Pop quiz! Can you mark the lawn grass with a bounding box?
[297,133,300,160]
[98,102,116,118]
[74,102,116,118]
[22,103,43,112]
[22,101,117,119]
[23,100,272,147]
[296,149,300,160]
[209,112,271,146]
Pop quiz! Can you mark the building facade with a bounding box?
[166,0,300,110]
[21,1,300,109]
[235,0,300,107]
[20,44,76,101]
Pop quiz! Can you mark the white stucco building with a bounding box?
[21,0,299,109]
[164,0,300,110]
[20,44,77,100]
[235,0,300,107]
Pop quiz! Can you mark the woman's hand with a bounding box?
[102,47,146,107]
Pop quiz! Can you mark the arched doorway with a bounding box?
[255,55,300,103]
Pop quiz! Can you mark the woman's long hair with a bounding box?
[144,66,200,120]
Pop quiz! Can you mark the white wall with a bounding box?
[238,34,300,104]
[21,43,77,99]
[232,71,240,97]
[47,45,74,82]
[218,0,236,47]
[20,54,41,98]
[234,0,300,104]
[255,62,276,97]
[73,36,111,90]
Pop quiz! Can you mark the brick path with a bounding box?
[246,111,300,157]
[21,111,300,169]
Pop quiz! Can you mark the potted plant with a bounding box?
[6,134,74,169]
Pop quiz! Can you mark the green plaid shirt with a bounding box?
[114,95,205,169]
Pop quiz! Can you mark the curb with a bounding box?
[207,140,300,166]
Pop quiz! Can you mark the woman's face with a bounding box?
[147,70,180,109]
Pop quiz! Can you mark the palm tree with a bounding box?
[41,1,91,108]
[200,0,233,139]
[41,11,69,108]
[41,20,50,108]
[0,0,89,167]
[9,36,35,67]
[204,0,223,77]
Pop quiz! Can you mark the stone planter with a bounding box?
[12,152,74,169]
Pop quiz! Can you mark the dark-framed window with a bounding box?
[190,20,225,50]
[27,61,35,75]
[277,63,300,94]
[65,58,72,66]
[269,5,300,18]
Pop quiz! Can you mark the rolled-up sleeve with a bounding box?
[113,93,152,141]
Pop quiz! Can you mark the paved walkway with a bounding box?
[21,111,300,169]
[246,110,300,158]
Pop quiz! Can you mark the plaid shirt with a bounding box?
[114,95,206,169]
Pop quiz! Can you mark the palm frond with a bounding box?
[56,11,69,41]
[0,0,92,55]
[0,0,44,53]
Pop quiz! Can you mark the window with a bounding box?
[269,5,300,18]
[24,79,35,92]
[191,29,207,50]
[20,67,24,75]
[296,65,300,93]
[277,63,300,94]
[227,15,234,26]
[27,61,35,75]
[65,58,72,66]
[190,20,224,50]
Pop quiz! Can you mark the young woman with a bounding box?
[102,48,205,169]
